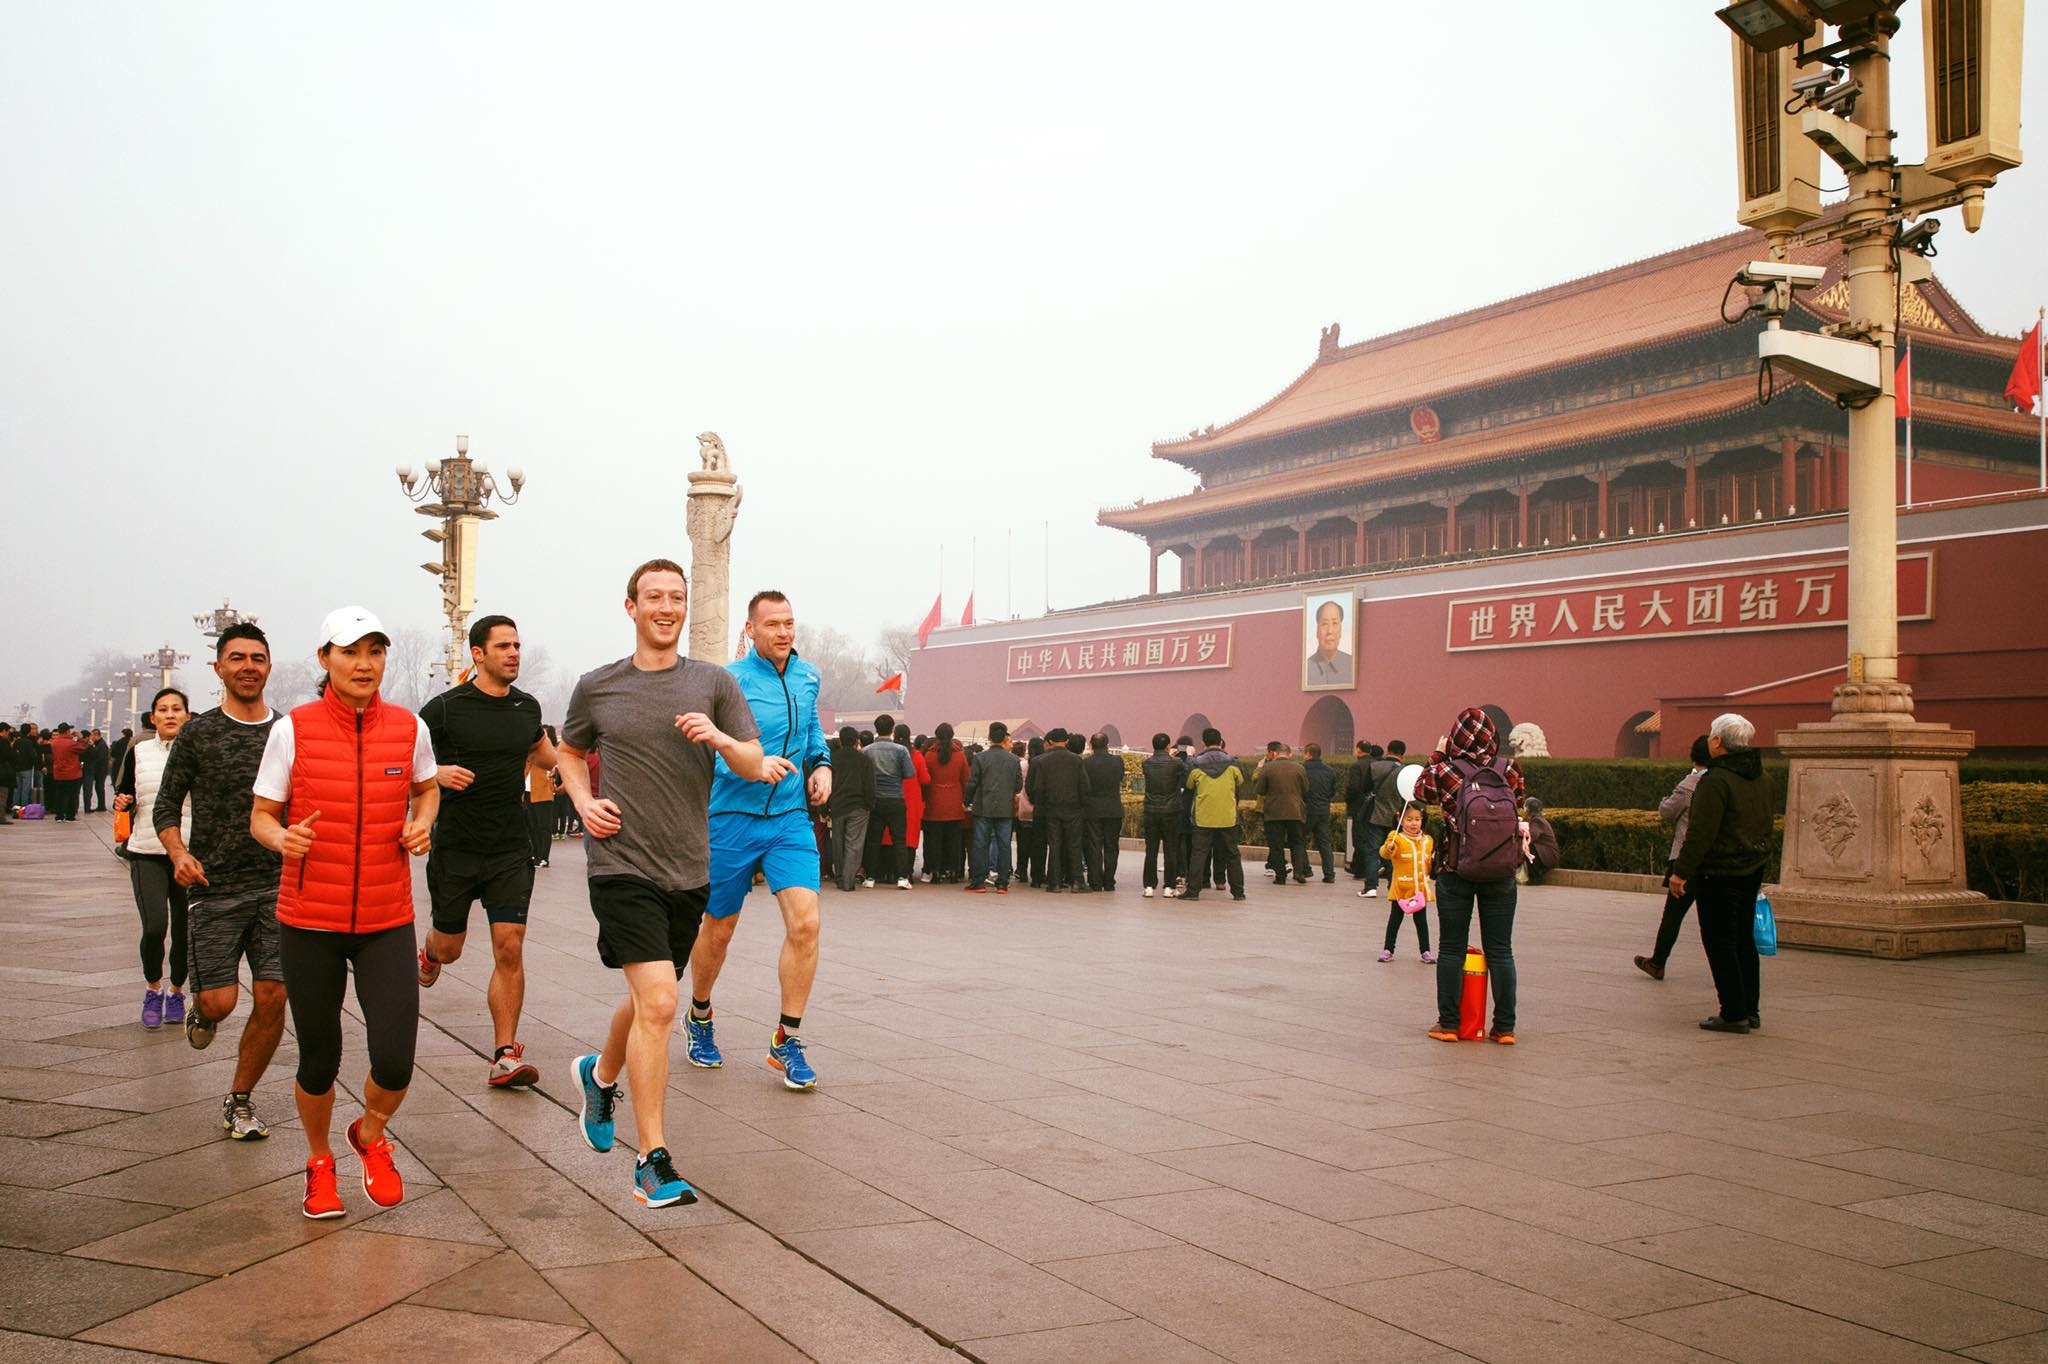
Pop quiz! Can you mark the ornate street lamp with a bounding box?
[145,644,189,692]
[395,434,526,686]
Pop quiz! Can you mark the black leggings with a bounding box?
[127,854,189,988]
[279,922,419,1096]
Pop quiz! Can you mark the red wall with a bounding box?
[908,514,2048,758]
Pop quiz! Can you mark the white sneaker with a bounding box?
[1163,886,1178,898]
[1143,887,1155,898]
[861,878,875,888]
[1363,888,1379,898]
[896,878,911,889]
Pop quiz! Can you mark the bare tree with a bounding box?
[875,624,917,682]
[796,624,878,712]
[381,628,444,711]
[518,642,577,728]
[266,658,321,709]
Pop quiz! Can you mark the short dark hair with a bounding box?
[1306,743,1322,759]
[468,614,517,651]
[858,729,874,745]
[748,590,790,619]
[838,725,859,747]
[875,714,894,735]
[1089,732,1108,753]
[1690,734,1713,766]
[1266,741,1285,755]
[216,621,269,658]
[1177,735,1193,747]
[1355,740,1370,755]
[1368,743,1384,759]
[1066,732,1084,753]
[1152,732,1170,751]
[988,722,1009,743]
[1201,727,1222,747]
[1044,727,1067,744]
[1387,739,1406,756]
[626,558,687,601]
[1027,737,1045,756]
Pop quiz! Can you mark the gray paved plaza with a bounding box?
[2,816,2045,1363]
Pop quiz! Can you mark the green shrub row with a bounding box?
[1544,806,2047,903]
[1961,784,2048,825]
[1515,757,2047,816]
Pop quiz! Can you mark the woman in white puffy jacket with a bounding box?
[113,688,193,1030]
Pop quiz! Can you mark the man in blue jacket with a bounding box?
[686,591,830,1090]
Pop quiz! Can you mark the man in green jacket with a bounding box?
[1181,729,1246,902]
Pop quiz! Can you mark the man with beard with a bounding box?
[415,615,556,1089]
[152,623,286,1140]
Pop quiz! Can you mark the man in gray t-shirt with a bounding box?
[554,559,775,1212]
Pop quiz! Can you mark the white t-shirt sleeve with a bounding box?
[411,720,437,782]
[252,717,296,802]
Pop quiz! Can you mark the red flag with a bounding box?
[2006,323,2043,414]
[960,593,975,627]
[875,672,903,695]
[915,594,942,648]
[1895,348,1911,420]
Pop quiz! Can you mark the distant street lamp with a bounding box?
[109,669,148,733]
[145,644,189,693]
[395,434,526,686]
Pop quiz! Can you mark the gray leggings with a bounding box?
[279,922,419,1096]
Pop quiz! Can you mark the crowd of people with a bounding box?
[6,554,1781,1220]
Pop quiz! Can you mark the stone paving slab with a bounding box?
[4,814,2048,1361]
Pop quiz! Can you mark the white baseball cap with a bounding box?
[319,605,389,648]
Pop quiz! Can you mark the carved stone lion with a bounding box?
[697,431,728,472]
[1508,722,1549,758]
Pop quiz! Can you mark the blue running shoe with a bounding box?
[572,1053,616,1153]
[633,1146,697,1208]
[767,1032,817,1090]
[684,1012,722,1069]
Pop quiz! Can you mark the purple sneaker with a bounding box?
[164,992,186,1025]
[141,988,164,1030]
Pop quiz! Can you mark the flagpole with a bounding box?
[1006,528,1013,620]
[1042,521,1050,614]
[2038,306,2045,491]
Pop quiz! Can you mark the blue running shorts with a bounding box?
[707,809,821,919]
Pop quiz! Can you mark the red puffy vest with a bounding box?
[276,686,419,934]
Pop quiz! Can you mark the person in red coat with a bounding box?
[920,722,970,882]
[251,607,438,1221]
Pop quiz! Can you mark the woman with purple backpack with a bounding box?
[1413,707,1526,1045]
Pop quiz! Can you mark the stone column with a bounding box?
[1516,488,1530,548]
[685,432,743,663]
[1354,516,1367,566]
[1684,453,1699,528]
[1295,524,1309,576]
[1596,470,1610,539]
[1147,546,1160,595]
[1781,436,1799,516]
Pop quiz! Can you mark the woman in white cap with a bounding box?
[250,607,438,1219]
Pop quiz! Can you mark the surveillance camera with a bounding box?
[1813,78,1861,115]
[1736,261,1827,290]
[1898,219,1940,257]
[1790,66,1843,97]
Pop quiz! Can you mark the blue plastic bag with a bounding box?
[1754,893,1778,956]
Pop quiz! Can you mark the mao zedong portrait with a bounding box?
[1305,597,1353,689]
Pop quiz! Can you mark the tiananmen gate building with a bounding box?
[906,230,2048,759]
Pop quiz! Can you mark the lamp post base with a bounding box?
[1769,715,2025,959]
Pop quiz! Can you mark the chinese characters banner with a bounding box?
[1445,554,1932,652]
[1007,621,1234,683]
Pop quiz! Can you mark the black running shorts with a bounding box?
[588,875,706,972]
[427,847,533,935]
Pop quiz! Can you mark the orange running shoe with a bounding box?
[1427,1025,1459,1042]
[302,1156,345,1220]
[346,1118,404,1208]
[1489,1029,1517,1046]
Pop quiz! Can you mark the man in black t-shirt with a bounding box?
[417,615,556,1089]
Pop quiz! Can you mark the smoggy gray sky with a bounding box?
[5,2,2045,722]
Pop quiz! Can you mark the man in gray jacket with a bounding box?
[965,723,1022,893]
[862,722,917,888]
[1636,734,1711,981]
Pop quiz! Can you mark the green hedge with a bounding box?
[1116,794,1363,850]
[1547,806,2048,903]
[1516,758,2046,818]
[1962,784,2048,825]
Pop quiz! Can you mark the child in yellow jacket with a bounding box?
[1377,803,1436,964]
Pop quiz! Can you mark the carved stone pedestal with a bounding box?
[685,432,743,665]
[1770,709,2025,959]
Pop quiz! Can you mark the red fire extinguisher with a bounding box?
[1458,946,1488,1040]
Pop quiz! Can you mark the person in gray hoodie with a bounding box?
[1635,735,1711,981]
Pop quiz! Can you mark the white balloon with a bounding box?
[1395,763,1422,802]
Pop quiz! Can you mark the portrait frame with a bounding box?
[1302,590,1356,692]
